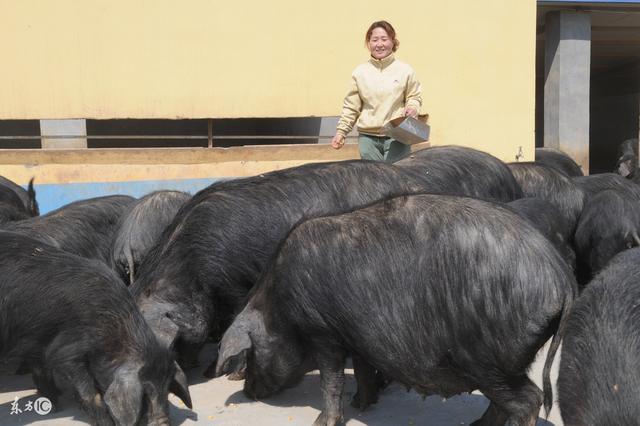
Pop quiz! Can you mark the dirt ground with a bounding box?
[0,342,563,426]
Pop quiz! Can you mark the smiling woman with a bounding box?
[331,20,423,162]
[367,23,397,60]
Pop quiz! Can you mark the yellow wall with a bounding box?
[0,0,536,161]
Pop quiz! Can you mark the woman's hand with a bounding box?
[331,134,345,149]
[404,106,418,118]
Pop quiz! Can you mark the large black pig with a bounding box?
[215,194,576,426]
[110,190,190,285]
[574,189,640,283]
[508,162,585,233]
[2,195,135,264]
[0,231,191,426]
[535,147,583,177]
[506,197,576,270]
[558,247,640,425]
[573,173,640,202]
[132,155,522,361]
[393,145,523,201]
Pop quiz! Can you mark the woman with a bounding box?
[331,20,423,162]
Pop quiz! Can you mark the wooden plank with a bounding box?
[0,144,365,165]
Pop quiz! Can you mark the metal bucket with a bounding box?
[381,116,430,145]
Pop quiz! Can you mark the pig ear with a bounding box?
[170,361,192,409]
[215,325,252,378]
[125,248,135,285]
[104,365,143,426]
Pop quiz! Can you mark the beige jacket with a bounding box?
[336,54,422,137]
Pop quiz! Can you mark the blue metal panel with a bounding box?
[27,177,230,214]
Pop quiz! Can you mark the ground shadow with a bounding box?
[223,372,557,426]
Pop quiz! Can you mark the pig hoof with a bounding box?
[227,371,246,381]
[375,371,391,390]
[350,392,377,411]
[312,411,343,426]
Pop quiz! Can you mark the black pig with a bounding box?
[110,190,190,284]
[0,175,39,216]
[394,145,523,201]
[3,195,135,264]
[506,197,576,270]
[132,156,522,363]
[613,138,638,181]
[0,231,191,425]
[574,189,640,283]
[508,162,585,233]
[0,202,30,223]
[216,194,576,426]
[573,173,640,202]
[535,147,583,177]
[558,247,640,425]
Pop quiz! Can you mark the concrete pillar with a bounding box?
[40,119,87,149]
[544,11,591,173]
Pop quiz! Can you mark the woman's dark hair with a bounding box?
[365,20,399,52]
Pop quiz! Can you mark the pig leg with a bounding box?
[44,336,112,425]
[313,347,346,426]
[470,401,507,426]
[351,355,379,410]
[58,360,112,426]
[31,365,60,408]
[472,375,543,426]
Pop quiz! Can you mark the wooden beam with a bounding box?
[0,144,364,165]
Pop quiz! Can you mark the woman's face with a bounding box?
[368,27,394,60]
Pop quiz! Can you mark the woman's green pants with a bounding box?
[358,134,411,162]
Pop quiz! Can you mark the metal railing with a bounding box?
[0,134,355,149]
